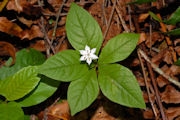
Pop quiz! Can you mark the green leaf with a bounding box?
[174,58,180,66]
[149,11,162,23]
[98,33,139,64]
[0,66,40,101]
[127,0,156,5]
[66,2,103,54]
[68,69,99,115]
[17,75,60,107]
[164,7,180,25]
[165,28,180,36]
[0,102,24,120]
[0,48,45,80]
[38,50,88,82]
[24,115,30,120]
[98,64,145,109]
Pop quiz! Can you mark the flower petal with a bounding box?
[79,50,86,55]
[85,45,90,53]
[90,54,98,60]
[86,57,92,65]
[91,48,96,54]
[80,56,86,61]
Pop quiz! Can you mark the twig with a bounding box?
[115,6,130,33]
[38,0,56,57]
[149,24,152,53]
[103,0,117,40]
[137,49,158,118]
[51,0,66,45]
[40,17,50,57]
[141,45,167,120]
[102,0,108,26]
[131,10,167,119]
[127,5,133,32]
[55,35,66,53]
[138,49,180,88]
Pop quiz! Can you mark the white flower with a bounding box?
[79,45,98,65]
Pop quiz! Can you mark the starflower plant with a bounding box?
[38,2,146,115]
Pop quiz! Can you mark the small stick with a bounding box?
[131,10,167,119]
[137,49,158,118]
[51,0,66,45]
[128,5,133,32]
[103,0,117,40]
[138,49,180,88]
[149,24,152,53]
[102,0,108,26]
[115,6,130,33]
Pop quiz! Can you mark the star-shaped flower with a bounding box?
[79,45,98,65]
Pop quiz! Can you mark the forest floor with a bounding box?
[0,0,180,120]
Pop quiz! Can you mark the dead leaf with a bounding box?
[143,108,154,119]
[0,41,16,66]
[169,65,180,76]
[151,48,173,66]
[161,85,180,104]
[30,40,46,52]
[175,46,180,56]
[138,13,149,23]
[174,39,180,46]
[48,100,70,120]
[7,0,41,15]
[143,92,155,103]
[20,25,43,40]
[157,75,169,87]
[90,106,116,120]
[138,32,146,45]
[17,17,34,27]
[166,107,180,120]
[145,32,164,48]
[0,17,23,37]
[48,27,65,39]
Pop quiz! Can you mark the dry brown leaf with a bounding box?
[145,32,164,48]
[48,27,65,39]
[0,41,16,66]
[169,65,180,76]
[20,25,43,40]
[143,108,154,119]
[7,0,41,15]
[48,100,70,120]
[38,100,70,120]
[0,17,23,37]
[55,39,69,52]
[174,39,180,46]
[161,85,180,104]
[157,75,169,87]
[17,17,34,27]
[143,92,155,103]
[138,32,146,45]
[151,48,173,66]
[90,106,116,120]
[163,49,173,64]
[138,13,149,23]
[175,46,180,56]
[30,40,46,52]
[166,107,180,120]
[47,0,63,11]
